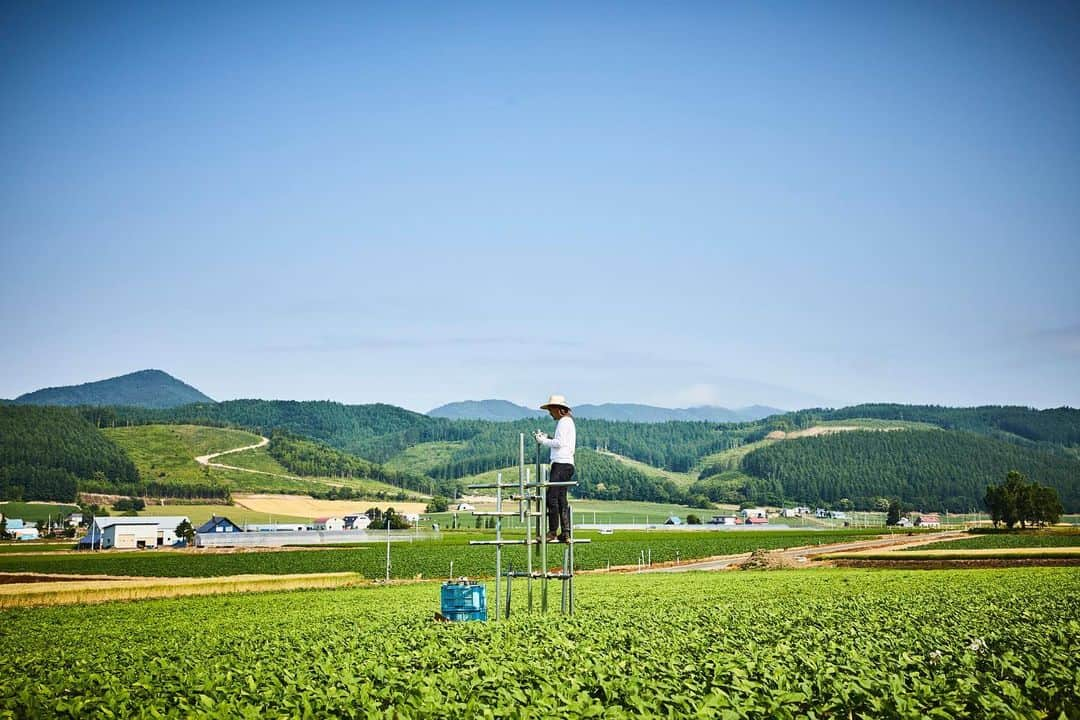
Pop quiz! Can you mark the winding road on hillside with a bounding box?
[194,436,303,481]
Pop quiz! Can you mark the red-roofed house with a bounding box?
[313,517,345,532]
[915,514,940,527]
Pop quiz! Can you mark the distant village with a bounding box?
[0,504,945,549]
[0,508,423,549]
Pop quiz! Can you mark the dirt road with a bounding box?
[643,531,966,573]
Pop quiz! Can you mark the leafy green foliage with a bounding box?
[984,470,1064,528]
[0,569,1076,718]
[0,406,138,501]
[738,430,1080,512]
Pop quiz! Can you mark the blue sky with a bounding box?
[2,1,1078,412]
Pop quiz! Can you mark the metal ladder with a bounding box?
[468,432,590,617]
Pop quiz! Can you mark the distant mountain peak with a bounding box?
[14,369,214,409]
[427,399,783,423]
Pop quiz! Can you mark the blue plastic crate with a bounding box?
[440,580,487,621]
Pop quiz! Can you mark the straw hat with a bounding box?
[540,394,571,411]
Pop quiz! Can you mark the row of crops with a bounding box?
[0,529,878,579]
[906,532,1080,551]
[1,568,1076,718]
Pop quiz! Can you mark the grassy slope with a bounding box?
[102,425,422,498]
[383,441,465,475]
[102,425,264,487]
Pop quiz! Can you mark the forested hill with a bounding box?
[772,404,1080,446]
[0,406,139,502]
[14,370,213,409]
[714,430,1080,513]
[429,399,783,423]
[80,400,476,459]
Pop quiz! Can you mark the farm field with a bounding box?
[0,541,77,553]
[902,531,1080,551]
[136,504,308,526]
[1,568,1075,718]
[428,498,735,531]
[0,529,881,579]
[233,493,428,519]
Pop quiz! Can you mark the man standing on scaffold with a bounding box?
[534,394,576,543]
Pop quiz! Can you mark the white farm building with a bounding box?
[81,516,190,549]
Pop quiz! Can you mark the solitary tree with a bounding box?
[886,498,901,526]
[175,520,196,546]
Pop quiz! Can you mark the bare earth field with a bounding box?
[233,493,428,518]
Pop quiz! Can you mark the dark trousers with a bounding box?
[547,462,574,538]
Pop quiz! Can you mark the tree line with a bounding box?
[266,432,463,497]
[0,406,138,502]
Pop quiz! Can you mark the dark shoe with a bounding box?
[545,532,557,542]
[557,536,570,544]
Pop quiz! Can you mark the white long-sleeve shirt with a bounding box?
[540,415,576,464]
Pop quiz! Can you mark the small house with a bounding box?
[708,515,737,526]
[829,511,848,520]
[12,527,40,541]
[196,516,243,534]
[915,513,940,527]
[744,516,769,525]
[664,516,682,525]
[313,517,345,532]
[343,514,372,531]
[403,512,420,524]
[740,508,768,520]
[781,508,799,518]
[895,517,913,528]
[67,512,84,527]
[815,508,829,518]
[5,518,25,531]
[456,503,475,512]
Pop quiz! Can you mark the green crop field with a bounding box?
[903,531,1080,551]
[0,501,80,523]
[0,530,878,579]
[0,541,77,553]
[424,498,734,530]
[1,568,1075,718]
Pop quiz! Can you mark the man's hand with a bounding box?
[533,430,549,444]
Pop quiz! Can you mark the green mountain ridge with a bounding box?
[429,399,785,423]
[14,369,213,409]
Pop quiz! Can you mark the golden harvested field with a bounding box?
[0,572,364,608]
[233,494,428,518]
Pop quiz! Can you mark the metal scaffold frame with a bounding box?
[467,432,590,617]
